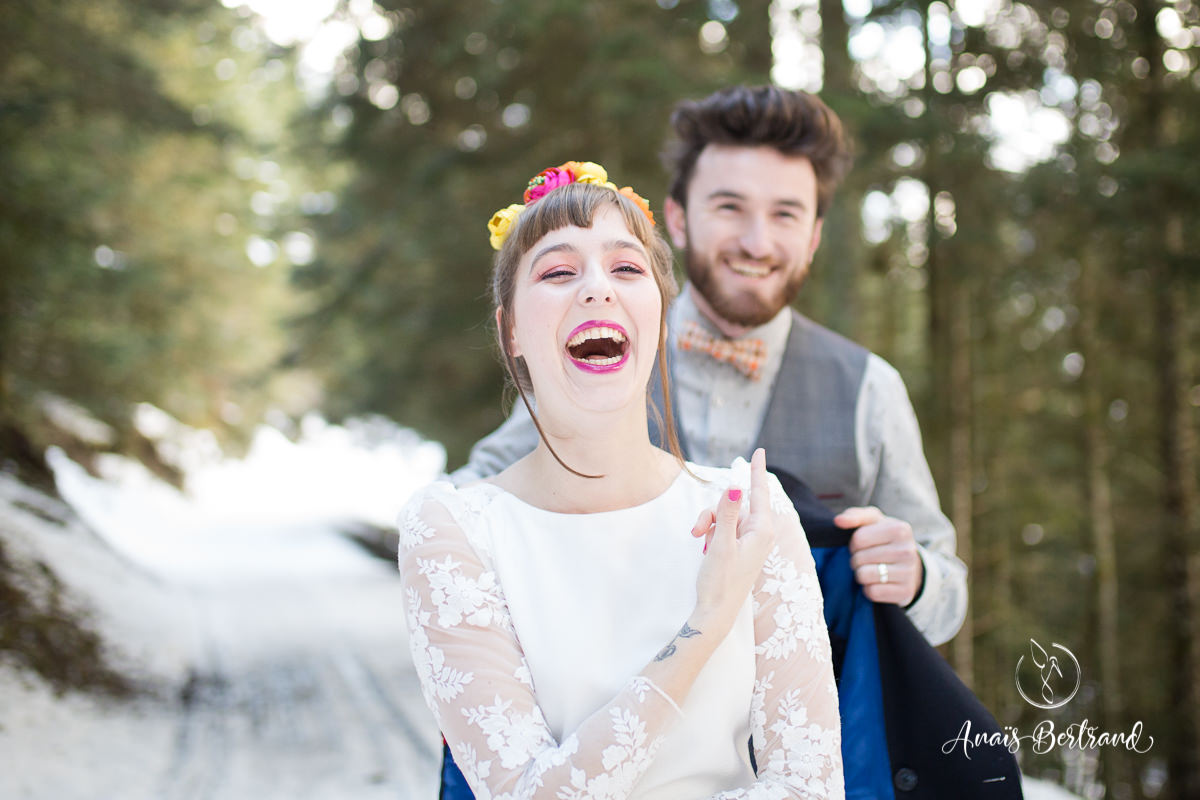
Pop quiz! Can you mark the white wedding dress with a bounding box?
[398,459,844,800]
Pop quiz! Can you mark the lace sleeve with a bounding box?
[398,490,684,800]
[711,474,845,800]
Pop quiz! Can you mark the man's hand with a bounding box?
[836,506,924,607]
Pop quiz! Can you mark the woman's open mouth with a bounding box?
[565,321,630,373]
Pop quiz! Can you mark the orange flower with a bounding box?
[560,161,608,184]
[618,186,655,225]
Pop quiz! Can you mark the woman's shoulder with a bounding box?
[397,479,504,557]
[405,475,512,511]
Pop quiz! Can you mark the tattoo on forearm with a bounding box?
[654,623,702,661]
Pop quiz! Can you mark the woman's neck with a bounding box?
[497,404,679,514]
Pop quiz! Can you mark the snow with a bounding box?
[44,413,444,583]
[0,413,445,799]
[1023,777,1091,800]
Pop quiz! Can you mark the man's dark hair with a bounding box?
[663,85,853,218]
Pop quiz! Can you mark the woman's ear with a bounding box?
[664,197,688,249]
[496,306,522,357]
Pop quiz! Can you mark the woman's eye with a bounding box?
[540,268,574,280]
[614,263,645,274]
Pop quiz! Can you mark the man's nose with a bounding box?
[738,215,773,260]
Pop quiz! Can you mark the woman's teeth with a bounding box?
[566,326,627,349]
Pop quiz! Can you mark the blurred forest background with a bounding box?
[2,0,1198,797]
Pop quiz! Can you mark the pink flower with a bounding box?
[523,166,576,204]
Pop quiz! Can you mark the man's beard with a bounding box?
[684,249,809,329]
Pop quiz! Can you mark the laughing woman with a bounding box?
[398,162,843,799]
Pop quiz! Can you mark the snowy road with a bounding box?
[1,416,446,799]
[151,577,440,800]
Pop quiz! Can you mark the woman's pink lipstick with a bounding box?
[565,320,630,373]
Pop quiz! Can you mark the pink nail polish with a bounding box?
[728,488,742,502]
[703,540,708,554]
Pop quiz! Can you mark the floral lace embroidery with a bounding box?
[398,504,435,554]
[765,690,842,797]
[514,662,534,688]
[417,554,511,631]
[755,549,828,661]
[749,671,775,744]
[404,587,473,709]
[556,708,663,800]
[463,695,557,770]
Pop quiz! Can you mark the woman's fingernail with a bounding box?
[728,488,742,502]
[702,540,708,554]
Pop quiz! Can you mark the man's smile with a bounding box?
[724,258,774,279]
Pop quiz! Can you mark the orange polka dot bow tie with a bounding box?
[677,320,766,381]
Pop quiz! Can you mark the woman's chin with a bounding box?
[529,371,649,421]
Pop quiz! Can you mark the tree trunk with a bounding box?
[813,0,860,339]
[726,0,774,82]
[946,277,974,686]
[1078,248,1126,793]
[819,0,852,95]
[919,0,974,684]
[1157,215,1200,800]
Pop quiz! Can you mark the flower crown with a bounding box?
[487,160,655,250]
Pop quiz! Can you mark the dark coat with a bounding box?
[773,468,1023,799]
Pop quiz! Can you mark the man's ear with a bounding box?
[496,306,521,358]
[808,217,825,262]
[664,197,688,249]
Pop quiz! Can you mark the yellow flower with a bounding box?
[569,161,609,185]
[488,204,524,250]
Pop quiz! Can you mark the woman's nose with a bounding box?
[578,266,614,304]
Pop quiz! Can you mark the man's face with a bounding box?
[665,145,824,334]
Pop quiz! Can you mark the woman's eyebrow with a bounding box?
[605,239,647,256]
[529,242,579,273]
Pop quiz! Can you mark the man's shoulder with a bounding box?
[783,310,911,394]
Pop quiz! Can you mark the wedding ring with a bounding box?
[877,563,890,584]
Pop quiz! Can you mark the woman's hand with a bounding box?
[689,448,777,638]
